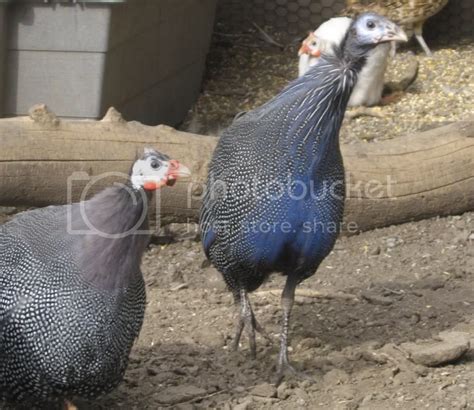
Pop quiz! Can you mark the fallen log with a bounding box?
[0,105,473,233]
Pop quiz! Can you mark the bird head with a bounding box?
[298,32,320,58]
[298,17,353,61]
[130,147,191,191]
[348,12,407,50]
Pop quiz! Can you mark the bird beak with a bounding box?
[298,43,311,56]
[298,43,321,58]
[379,23,408,43]
[165,160,191,186]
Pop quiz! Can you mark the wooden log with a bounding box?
[0,105,473,233]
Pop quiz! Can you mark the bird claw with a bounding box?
[274,360,312,386]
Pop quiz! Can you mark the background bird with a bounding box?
[200,13,407,383]
[343,0,449,56]
[0,148,190,407]
[298,17,396,117]
[298,17,352,78]
[297,31,320,77]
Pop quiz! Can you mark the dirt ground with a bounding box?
[90,31,474,410]
[85,211,473,410]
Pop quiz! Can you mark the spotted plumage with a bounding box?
[200,13,407,382]
[0,149,190,406]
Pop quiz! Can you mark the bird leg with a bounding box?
[275,274,305,385]
[232,289,272,358]
[413,22,432,57]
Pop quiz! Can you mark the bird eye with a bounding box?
[150,159,161,169]
[366,20,376,29]
[311,41,317,46]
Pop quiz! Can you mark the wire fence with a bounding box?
[216,0,474,43]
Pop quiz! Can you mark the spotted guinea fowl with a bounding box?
[200,13,407,382]
[343,0,449,56]
[0,148,190,407]
[298,16,393,109]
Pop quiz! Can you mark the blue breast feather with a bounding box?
[202,58,351,273]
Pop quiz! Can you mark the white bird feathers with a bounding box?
[298,16,391,108]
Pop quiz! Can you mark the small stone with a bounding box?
[393,370,417,386]
[369,245,381,255]
[250,383,277,398]
[361,292,393,306]
[298,337,322,349]
[276,381,292,400]
[232,398,253,410]
[401,333,470,367]
[361,393,374,404]
[386,237,402,249]
[170,283,189,291]
[158,385,207,405]
[146,366,159,376]
[415,277,445,291]
[323,368,350,385]
[293,387,310,402]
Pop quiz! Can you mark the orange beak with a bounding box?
[298,42,321,58]
[143,160,191,191]
[298,43,311,56]
[164,160,191,186]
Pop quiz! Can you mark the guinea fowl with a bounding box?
[0,148,190,407]
[200,13,407,383]
[298,17,352,78]
[298,17,393,118]
[343,0,449,56]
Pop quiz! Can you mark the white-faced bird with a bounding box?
[200,13,407,383]
[0,148,190,407]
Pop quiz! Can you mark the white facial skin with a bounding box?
[130,149,191,191]
[131,155,170,190]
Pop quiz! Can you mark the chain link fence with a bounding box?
[216,0,473,43]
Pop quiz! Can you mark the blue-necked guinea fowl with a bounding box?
[0,148,190,408]
[200,13,407,383]
[343,0,449,56]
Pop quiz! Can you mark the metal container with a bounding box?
[3,0,218,125]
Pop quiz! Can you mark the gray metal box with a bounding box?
[3,0,217,125]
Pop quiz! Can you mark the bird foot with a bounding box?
[64,400,78,410]
[232,311,272,358]
[274,357,312,386]
[345,106,384,120]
